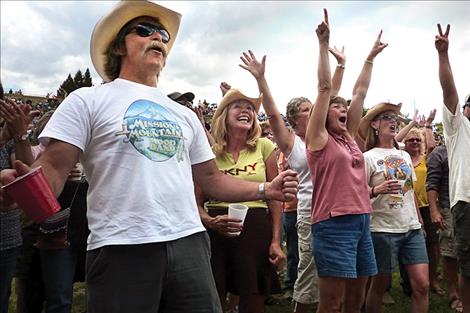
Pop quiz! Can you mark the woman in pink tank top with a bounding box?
[305,9,388,313]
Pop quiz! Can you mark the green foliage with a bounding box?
[57,68,93,98]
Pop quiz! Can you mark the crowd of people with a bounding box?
[1,1,469,313]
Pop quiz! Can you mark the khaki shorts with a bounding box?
[438,207,457,259]
[292,215,319,304]
[452,201,470,278]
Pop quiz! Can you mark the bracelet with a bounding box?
[365,59,374,65]
[371,186,377,198]
[337,64,345,69]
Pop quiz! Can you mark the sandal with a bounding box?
[449,297,463,313]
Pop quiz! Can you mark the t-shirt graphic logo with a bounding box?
[383,155,413,194]
[115,100,185,162]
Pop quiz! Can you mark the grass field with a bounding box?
[8,272,456,313]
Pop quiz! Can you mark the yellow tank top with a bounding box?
[413,156,428,207]
[205,138,275,209]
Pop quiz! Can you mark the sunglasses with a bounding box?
[406,138,422,143]
[379,114,399,122]
[128,23,170,43]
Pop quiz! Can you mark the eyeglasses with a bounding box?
[379,114,399,122]
[406,138,422,143]
[128,23,170,43]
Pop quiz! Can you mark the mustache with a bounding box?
[146,41,168,57]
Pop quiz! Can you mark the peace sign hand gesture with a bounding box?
[435,24,450,53]
[239,50,266,80]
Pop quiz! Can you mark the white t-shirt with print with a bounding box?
[40,79,214,250]
[286,135,312,217]
[364,148,421,233]
[442,105,470,208]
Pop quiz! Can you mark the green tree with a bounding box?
[82,68,93,87]
[57,74,75,98]
[73,70,84,88]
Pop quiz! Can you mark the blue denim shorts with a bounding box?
[371,229,428,274]
[311,214,377,278]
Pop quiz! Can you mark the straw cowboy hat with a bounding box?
[357,102,402,142]
[212,89,263,121]
[90,0,181,82]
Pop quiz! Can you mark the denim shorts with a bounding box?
[312,214,377,278]
[371,229,428,274]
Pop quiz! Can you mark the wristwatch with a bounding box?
[14,133,29,143]
[258,182,267,200]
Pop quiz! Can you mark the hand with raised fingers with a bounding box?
[418,114,426,128]
[316,8,330,43]
[239,50,266,80]
[220,82,231,97]
[426,109,437,125]
[368,30,388,60]
[435,24,450,53]
[329,45,346,65]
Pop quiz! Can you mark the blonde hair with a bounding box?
[404,127,425,155]
[211,100,261,156]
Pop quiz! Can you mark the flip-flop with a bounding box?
[449,297,463,313]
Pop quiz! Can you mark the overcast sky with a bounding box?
[1,1,469,121]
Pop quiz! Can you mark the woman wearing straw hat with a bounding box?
[359,103,429,313]
[305,9,387,313]
[197,88,285,313]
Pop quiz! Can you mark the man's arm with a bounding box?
[31,140,80,197]
[192,159,298,204]
[435,24,459,114]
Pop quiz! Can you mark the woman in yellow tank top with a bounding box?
[197,86,285,313]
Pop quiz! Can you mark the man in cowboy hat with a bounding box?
[435,23,470,311]
[0,1,298,312]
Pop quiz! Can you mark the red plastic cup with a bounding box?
[2,166,61,223]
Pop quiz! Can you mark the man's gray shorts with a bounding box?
[86,231,222,313]
[452,201,470,278]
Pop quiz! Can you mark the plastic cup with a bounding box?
[397,180,406,194]
[2,166,61,223]
[228,204,249,236]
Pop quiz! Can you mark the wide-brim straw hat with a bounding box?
[212,89,263,122]
[358,102,402,142]
[90,0,181,82]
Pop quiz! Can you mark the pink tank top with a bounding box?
[307,133,372,224]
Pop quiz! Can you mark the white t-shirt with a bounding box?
[286,135,312,217]
[40,79,213,250]
[364,148,421,233]
[442,105,470,208]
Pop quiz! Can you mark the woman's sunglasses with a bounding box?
[406,138,422,143]
[379,114,399,122]
[128,23,170,44]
